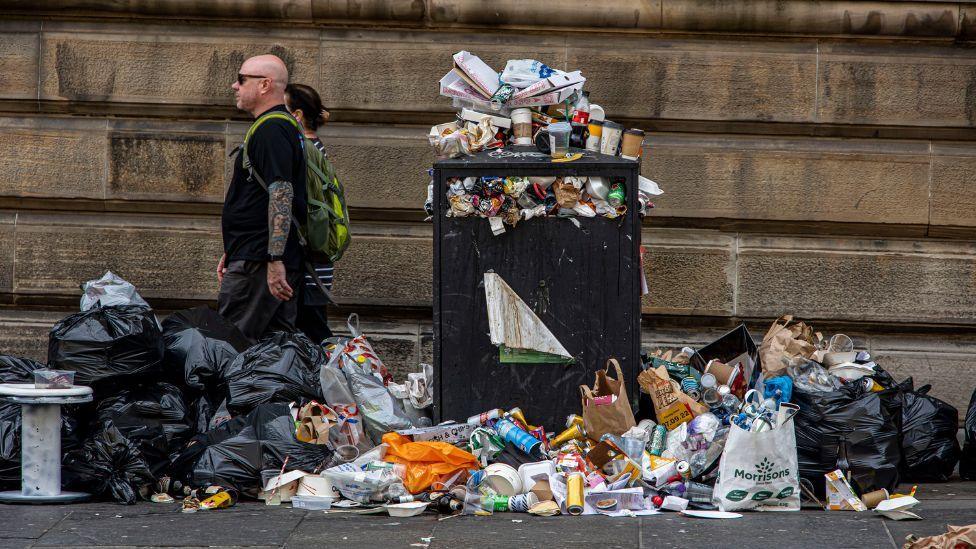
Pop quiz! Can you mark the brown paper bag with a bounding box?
[296,401,337,445]
[552,177,580,208]
[580,359,636,440]
[759,315,817,377]
[637,366,708,424]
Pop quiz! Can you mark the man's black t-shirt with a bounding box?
[222,105,307,270]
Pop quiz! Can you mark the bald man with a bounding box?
[218,55,308,342]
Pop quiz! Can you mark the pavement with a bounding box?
[0,481,975,549]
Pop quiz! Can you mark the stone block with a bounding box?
[331,224,433,307]
[663,1,958,38]
[0,313,55,363]
[736,235,976,324]
[0,32,38,99]
[645,134,930,225]
[931,143,976,228]
[39,27,318,105]
[321,125,433,210]
[0,117,106,199]
[108,130,226,202]
[312,0,423,22]
[567,39,816,122]
[642,229,735,316]
[870,334,976,414]
[319,30,564,113]
[818,43,976,127]
[0,213,14,292]
[13,213,221,301]
[427,0,663,29]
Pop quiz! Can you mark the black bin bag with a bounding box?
[169,402,332,498]
[62,423,155,505]
[793,381,904,496]
[221,332,327,416]
[48,305,164,388]
[900,383,960,482]
[162,306,248,392]
[95,382,194,476]
[161,307,248,434]
[0,356,83,490]
[959,388,976,480]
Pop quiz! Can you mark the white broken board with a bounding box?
[484,272,572,363]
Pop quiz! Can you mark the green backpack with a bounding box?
[240,111,351,264]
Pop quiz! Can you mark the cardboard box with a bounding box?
[452,51,501,98]
[513,71,585,100]
[825,469,867,511]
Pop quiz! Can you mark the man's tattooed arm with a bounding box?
[268,179,293,257]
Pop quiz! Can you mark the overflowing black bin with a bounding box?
[432,149,642,430]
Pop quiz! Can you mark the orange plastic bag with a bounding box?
[382,432,480,494]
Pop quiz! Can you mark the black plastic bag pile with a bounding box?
[221,332,327,416]
[794,362,965,494]
[900,383,960,482]
[169,403,333,498]
[959,389,976,481]
[793,377,906,495]
[62,423,155,505]
[161,307,249,432]
[48,305,164,390]
[95,382,194,477]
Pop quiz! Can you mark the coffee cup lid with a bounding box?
[625,128,645,136]
[602,120,624,129]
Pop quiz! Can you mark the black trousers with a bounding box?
[297,277,333,344]
[217,260,301,343]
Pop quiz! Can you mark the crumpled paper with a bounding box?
[904,524,976,549]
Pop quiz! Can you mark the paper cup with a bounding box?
[510,108,533,145]
[620,129,645,160]
[861,488,889,509]
[600,121,624,156]
[484,463,523,496]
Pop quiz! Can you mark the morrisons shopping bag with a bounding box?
[713,422,801,512]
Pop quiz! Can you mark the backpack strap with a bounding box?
[235,111,337,305]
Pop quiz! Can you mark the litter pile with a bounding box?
[424,51,664,228]
[1,273,966,520]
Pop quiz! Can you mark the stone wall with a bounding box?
[1,1,976,412]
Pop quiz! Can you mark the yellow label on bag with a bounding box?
[659,403,693,431]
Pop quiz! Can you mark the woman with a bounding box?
[285,83,334,343]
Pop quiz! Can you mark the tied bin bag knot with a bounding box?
[580,359,636,440]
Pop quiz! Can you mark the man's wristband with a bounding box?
[267,254,284,262]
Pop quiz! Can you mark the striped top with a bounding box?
[305,137,334,293]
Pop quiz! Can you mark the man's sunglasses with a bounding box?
[237,73,268,85]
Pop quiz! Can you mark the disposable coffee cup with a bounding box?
[861,488,889,509]
[600,121,624,156]
[511,108,533,146]
[585,121,603,152]
[620,129,645,160]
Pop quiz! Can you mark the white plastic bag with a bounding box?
[321,314,412,446]
[713,422,800,511]
[80,271,149,311]
[500,59,563,89]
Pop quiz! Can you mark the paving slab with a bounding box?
[0,482,972,548]
[286,512,437,549]
[0,506,70,540]
[32,503,302,548]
